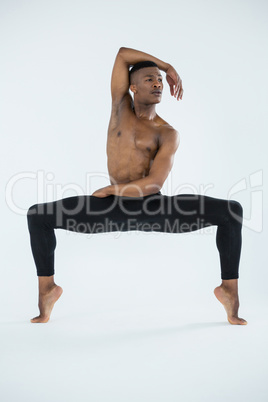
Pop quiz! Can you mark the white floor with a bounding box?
[1,231,268,402]
[1,303,267,402]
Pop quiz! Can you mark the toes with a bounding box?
[31,317,41,323]
[30,315,49,323]
[228,317,247,325]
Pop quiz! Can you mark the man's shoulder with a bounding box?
[157,119,179,145]
[156,115,177,132]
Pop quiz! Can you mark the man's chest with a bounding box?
[108,119,160,155]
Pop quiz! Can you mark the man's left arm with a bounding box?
[92,130,180,198]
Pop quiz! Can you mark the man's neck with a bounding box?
[133,99,157,121]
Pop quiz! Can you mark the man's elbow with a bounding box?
[118,47,127,56]
[147,176,164,194]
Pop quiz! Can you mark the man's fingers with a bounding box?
[174,84,180,99]
[175,80,183,100]
[174,78,181,98]
[166,69,183,100]
[175,84,180,97]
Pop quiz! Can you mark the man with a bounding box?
[27,47,247,325]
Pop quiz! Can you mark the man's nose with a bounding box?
[153,81,161,88]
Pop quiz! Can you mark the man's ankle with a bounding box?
[221,279,238,294]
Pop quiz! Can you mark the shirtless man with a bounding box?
[27,47,247,325]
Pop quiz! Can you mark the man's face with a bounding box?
[130,67,163,104]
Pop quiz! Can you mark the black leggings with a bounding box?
[27,192,243,279]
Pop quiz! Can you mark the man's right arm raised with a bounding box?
[111,47,183,104]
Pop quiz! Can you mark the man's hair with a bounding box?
[129,61,159,84]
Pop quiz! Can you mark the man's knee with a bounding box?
[228,200,243,223]
[27,204,45,228]
[27,204,38,216]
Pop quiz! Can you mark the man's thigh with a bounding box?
[52,193,223,234]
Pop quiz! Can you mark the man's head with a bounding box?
[129,61,163,104]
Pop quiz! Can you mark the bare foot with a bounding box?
[31,285,63,323]
[214,284,247,325]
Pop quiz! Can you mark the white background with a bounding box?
[1,0,267,401]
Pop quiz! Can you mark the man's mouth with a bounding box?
[152,91,162,95]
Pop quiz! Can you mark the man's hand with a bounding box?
[91,186,112,198]
[166,65,184,101]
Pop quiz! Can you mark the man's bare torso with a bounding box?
[107,94,171,185]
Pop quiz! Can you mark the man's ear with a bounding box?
[130,84,137,94]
